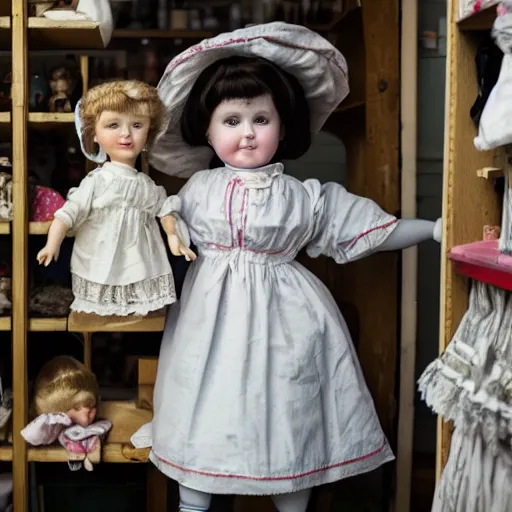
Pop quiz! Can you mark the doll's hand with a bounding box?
[36,245,60,266]
[167,234,197,262]
[433,218,442,243]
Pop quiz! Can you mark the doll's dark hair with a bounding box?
[180,56,311,163]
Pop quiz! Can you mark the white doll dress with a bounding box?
[53,161,178,316]
[132,162,397,494]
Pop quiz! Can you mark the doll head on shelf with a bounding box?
[32,355,99,427]
[180,56,311,170]
[76,80,165,167]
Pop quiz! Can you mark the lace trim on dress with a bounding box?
[71,273,177,316]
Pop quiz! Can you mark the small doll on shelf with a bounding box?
[36,80,195,317]
[21,356,111,471]
[48,66,75,113]
[132,24,442,512]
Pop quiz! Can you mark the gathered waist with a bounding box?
[198,245,297,265]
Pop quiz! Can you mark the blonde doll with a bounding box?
[37,80,195,316]
[21,356,111,471]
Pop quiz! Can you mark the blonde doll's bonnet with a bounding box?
[150,22,350,178]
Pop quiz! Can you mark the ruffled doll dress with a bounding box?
[132,162,398,494]
[53,161,178,316]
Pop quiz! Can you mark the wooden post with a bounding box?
[358,0,400,437]
[395,0,418,510]
[11,1,29,511]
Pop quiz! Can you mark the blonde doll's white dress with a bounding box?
[54,161,178,316]
[134,162,397,494]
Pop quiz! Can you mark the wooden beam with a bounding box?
[395,0,418,510]
[358,0,400,438]
[11,1,29,511]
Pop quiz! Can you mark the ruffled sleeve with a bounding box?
[21,412,72,446]
[304,179,398,264]
[53,171,98,230]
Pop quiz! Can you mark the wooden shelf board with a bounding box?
[29,221,51,235]
[99,400,152,444]
[458,4,497,31]
[27,18,106,50]
[29,221,73,237]
[0,16,10,50]
[0,316,10,330]
[68,311,166,332]
[29,317,68,332]
[112,29,215,40]
[28,443,150,463]
[28,112,74,124]
[0,445,12,461]
[0,222,9,235]
[0,112,10,124]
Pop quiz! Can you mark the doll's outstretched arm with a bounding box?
[160,215,197,262]
[36,218,69,266]
[379,218,442,251]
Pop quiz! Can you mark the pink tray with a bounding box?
[449,240,512,291]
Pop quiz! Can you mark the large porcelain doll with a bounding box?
[132,24,442,512]
[36,80,195,316]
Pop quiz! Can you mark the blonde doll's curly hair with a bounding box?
[32,355,99,417]
[79,80,166,156]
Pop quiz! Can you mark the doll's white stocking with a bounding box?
[178,485,211,512]
[271,488,312,512]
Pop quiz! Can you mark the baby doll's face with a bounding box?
[207,94,282,169]
[67,405,97,427]
[95,110,150,168]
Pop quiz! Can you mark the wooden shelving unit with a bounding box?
[437,0,503,481]
[5,3,168,511]
[28,112,75,124]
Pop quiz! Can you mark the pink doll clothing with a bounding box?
[58,419,112,471]
[132,162,397,494]
[32,186,66,222]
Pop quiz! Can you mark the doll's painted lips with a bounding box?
[119,143,133,148]
[240,146,255,150]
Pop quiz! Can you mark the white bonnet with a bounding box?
[150,22,350,178]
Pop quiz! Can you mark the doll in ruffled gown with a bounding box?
[36,80,195,316]
[132,24,443,512]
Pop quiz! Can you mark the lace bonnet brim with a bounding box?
[149,22,350,178]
